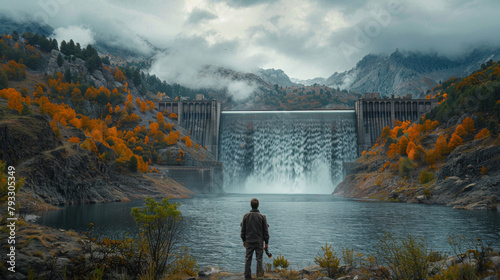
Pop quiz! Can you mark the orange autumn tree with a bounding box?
[462,117,475,134]
[425,149,437,169]
[34,86,44,98]
[126,93,133,103]
[146,100,156,112]
[435,134,448,158]
[406,141,417,157]
[149,122,160,135]
[409,144,425,162]
[474,128,490,140]
[140,100,148,113]
[4,88,24,114]
[387,143,398,159]
[398,136,409,156]
[157,112,166,128]
[114,68,126,82]
[68,137,81,143]
[454,124,467,137]
[448,133,463,151]
[164,131,179,145]
[407,126,421,143]
[2,60,26,80]
[184,136,193,148]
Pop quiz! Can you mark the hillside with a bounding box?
[0,32,221,209]
[318,48,500,98]
[334,60,500,210]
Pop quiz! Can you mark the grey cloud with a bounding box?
[186,8,218,25]
[312,0,372,14]
[210,0,278,8]
[2,0,500,80]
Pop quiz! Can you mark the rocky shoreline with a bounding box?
[334,137,500,211]
[2,221,499,280]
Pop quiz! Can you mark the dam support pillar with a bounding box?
[355,94,438,156]
[158,99,223,158]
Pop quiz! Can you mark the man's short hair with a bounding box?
[251,198,259,209]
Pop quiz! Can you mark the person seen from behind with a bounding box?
[241,198,269,279]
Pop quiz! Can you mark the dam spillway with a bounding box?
[218,110,357,194]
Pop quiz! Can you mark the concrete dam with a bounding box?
[158,94,437,193]
[218,110,358,193]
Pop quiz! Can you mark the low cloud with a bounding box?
[149,35,263,101]
[51,25,95,47]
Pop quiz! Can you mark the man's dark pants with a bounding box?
[245,241,264,279]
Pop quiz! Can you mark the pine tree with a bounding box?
[57,53,63,67]
[128,155,138,172]
[0,69,8,90]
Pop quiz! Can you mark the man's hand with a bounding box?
[265,244,268,250]
[243,242,246,248]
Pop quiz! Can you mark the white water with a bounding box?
[219,111,357,193]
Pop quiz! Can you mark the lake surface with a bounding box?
[36,194,500,272]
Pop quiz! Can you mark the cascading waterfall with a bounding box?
[219,110,358,194]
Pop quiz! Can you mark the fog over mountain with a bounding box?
[1,0,500,89]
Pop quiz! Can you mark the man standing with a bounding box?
[241,198,269,279]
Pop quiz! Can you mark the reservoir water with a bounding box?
[36,194,500,272]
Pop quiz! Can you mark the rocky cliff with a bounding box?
[335,136,500,210]
[0,111,193,211]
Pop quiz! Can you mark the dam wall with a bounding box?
[355,94,438,155]
[159,100,222,158]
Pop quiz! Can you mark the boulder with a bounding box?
[416,195,426,202]
[299,264,326,276]
[198,266,227,277]
[490,256,500,269]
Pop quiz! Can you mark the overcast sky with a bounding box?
[2,0,500,80]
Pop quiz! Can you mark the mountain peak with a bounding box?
[256,68,298,87]
[325,47,500,97]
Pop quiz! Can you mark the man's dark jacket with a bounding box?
[241,209,269,244]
